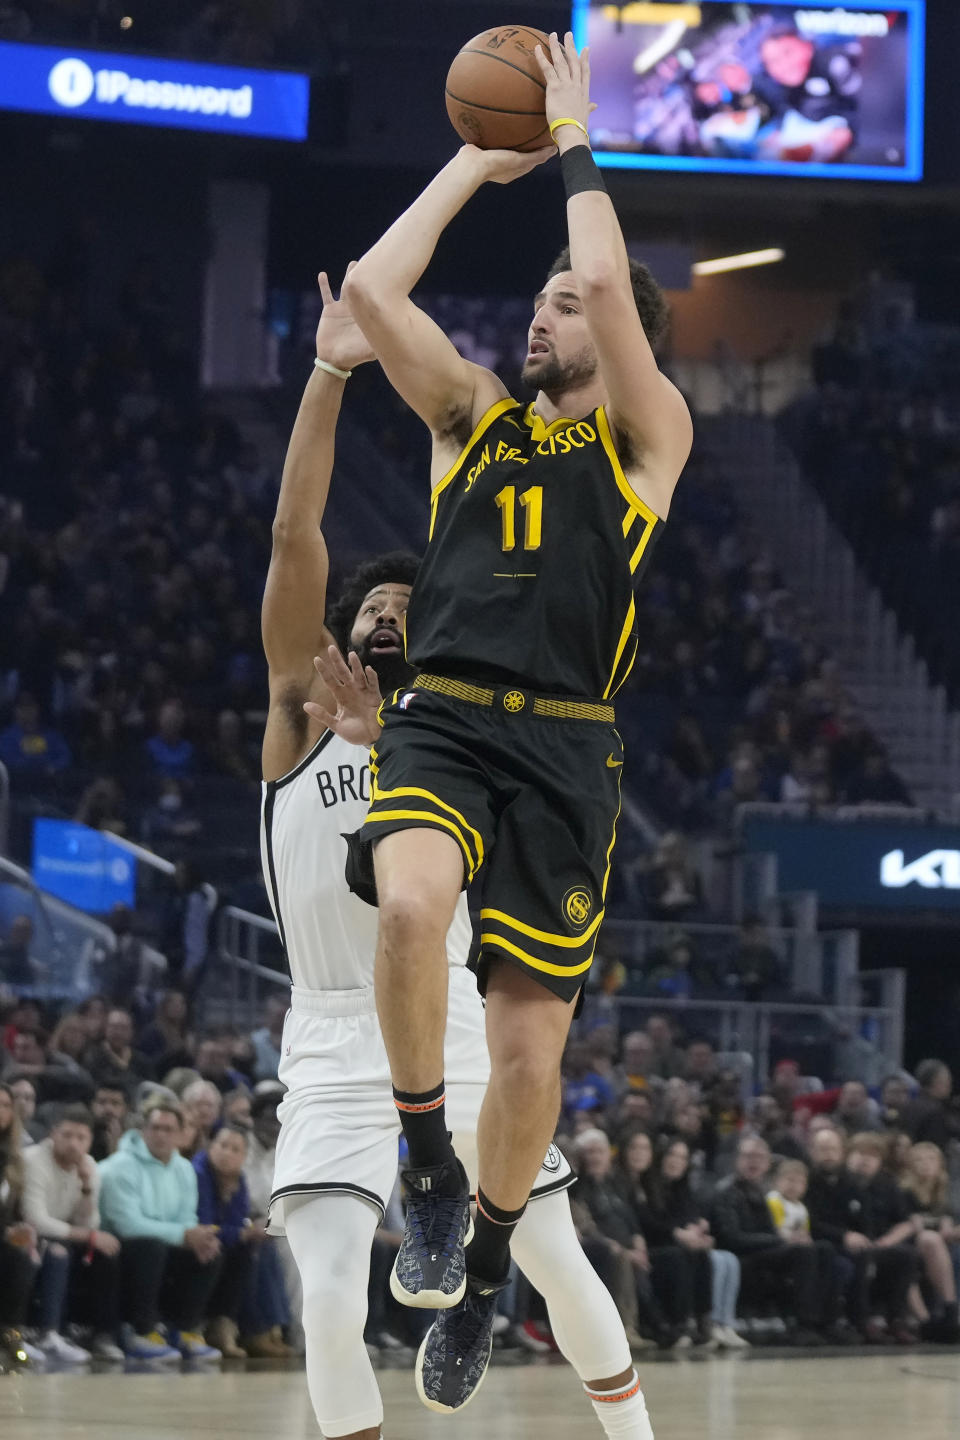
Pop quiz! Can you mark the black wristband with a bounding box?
[560,143,608,199]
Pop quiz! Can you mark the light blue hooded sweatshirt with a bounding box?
[98,1129,198,1244]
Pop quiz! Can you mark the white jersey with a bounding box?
[260,729,473,989]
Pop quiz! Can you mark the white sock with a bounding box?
[584,1372,655,1440]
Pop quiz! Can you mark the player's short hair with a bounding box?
[546,247,670,351]
[327,552,420,653]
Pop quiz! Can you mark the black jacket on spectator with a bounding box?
[857,1173,914,1240]
[806,1168,864,1246]
[634,1176,703,1247]
[711,1176,782,1254]
[575,1175,638,1249]
[900,1094,960,1150]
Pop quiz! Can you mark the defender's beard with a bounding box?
[521,342,598,396]
[354,636,416,695]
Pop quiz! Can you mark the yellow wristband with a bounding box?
[549,117,589,142]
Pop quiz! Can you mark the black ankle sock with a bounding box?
[465,1188,527,1284]
[393,1081,455,1171]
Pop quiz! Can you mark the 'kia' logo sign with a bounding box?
[880,849,960,890]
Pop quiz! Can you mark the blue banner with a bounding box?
[32,819,137,914]
[0,42,309,140]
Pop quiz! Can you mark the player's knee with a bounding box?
[301,1272,367,1348]
[378,888,448,953]
[492,1043,561,1107]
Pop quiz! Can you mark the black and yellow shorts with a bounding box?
[350,673,623,1004]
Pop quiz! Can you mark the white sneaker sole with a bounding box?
[390,1217,474,1310]
[414,1325,492,1415]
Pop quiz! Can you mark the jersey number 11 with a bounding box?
[495,485,543,552]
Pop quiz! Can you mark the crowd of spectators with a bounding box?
[791,281,960,701]
[0,983,303,1369]
[554,1016,960,1352]
[3,984,959,1371]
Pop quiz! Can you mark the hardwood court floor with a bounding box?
[2,1354,960,1439]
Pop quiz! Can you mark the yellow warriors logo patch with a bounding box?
[563,887,593,930]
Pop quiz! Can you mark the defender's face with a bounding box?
[349,584,411,662]
[522,272,597,391]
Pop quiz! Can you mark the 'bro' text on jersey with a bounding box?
[316,763,370,809]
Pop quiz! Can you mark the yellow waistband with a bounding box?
[415,673,615,724]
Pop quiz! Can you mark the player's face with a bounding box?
[522,272,598,395]
[349,582,414,689]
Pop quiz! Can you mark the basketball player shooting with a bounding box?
[340,30,693,1413]
[260,270,655,1438]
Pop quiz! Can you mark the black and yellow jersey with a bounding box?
[405,397,663,699]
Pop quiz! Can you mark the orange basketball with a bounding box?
[445,25,551,152]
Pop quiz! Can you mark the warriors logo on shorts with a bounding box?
[563,887,593,931]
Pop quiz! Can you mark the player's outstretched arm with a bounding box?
[261,267,373,777]
[536,33,692,518]
[344,146,551,439]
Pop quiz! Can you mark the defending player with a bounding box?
[260,271,654,1438]
[342,32,692,1408]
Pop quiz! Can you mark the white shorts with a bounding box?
[269,965,573,1231]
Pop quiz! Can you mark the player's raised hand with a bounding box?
[534,31,592,142]
[303,645,384,746]
[458,142,554,186]
[315,263,376,373]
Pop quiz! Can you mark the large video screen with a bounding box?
[573,2,925,180]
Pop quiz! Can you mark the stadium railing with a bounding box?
[0,856,117,1001]
[213,906,904,1087]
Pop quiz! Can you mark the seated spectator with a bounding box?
[145,699,196,778]
[94,906,168,1017]
[844,1132,922,1342]
[74,776,129,837]
[250,994,286,1082]
[645,1014,685,1080]
[644,833,704,922]
[561,1039,617,1122]
[898,1142,960,1341]
[573,1127,668,1347]
[84,1008,153,1091]
[683,1038,720,1096]
[142,779,204,845]
[0,1081,42,1367]
[832,1080,881,1136]
[222,1087,252,1127]
[878,1074,912,1132]
[195,1030,248,1096]
[627,1132,743,1349]
[182,1079,224,1156]
[0,915,41,990]
[8,1074,42,1143]
[610,1091,657,1150]
[726,915,784,1001]
[747,1095,808,1162]
[98,1101,223,1361]
[766,1160,813,1240]
[77,996,108,1048]
[2,1031,50,1089]
[0,693,71,779]
[23,1105,122,1363]
[47,1013,95,1089]
[645,933,696,1000]
[711,1136,834,1343]
[89,1082,130,1162]
[661,1097,718,1179]
[843,748,912,805]
[194,1125,290,1359]
[138,990,193,1073]
[900,1060,960,1150]
[612,1031,657,1097]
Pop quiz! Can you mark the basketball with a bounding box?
[445,25,551,151]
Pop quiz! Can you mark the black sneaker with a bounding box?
[390,1157,472,1309]
[415,1275,506,1413]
